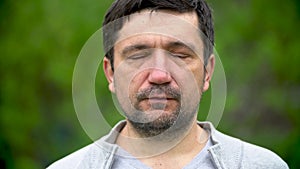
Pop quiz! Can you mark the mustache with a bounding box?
[136,85,181,101]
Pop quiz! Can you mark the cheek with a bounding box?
[190,62,204,80]
[128,71,150,98]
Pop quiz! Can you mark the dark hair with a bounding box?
[103,0,214,71]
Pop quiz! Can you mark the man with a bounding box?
[48,0,289,168]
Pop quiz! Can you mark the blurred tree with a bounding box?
[210,0,300,168]
[0,0,299,168]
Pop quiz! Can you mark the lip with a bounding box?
[147,98,167,102]
[142,95,176,100]
[141,97,177,102]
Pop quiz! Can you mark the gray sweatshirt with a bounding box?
[47,121,289,169]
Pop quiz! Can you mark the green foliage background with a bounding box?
[0,0,299,168]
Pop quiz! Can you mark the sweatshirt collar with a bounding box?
[96,120,234,169]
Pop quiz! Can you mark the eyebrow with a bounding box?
[121,41,197,56]
[121,44,151,56]
[166,41,196,52]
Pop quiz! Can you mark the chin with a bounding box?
[126,108,180,137]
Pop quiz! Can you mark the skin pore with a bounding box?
[103,10,214,169]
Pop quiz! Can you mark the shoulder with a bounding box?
[46,140,115,169]
[47,121,125,169]
[46,143,93,169]
[213,130,289,169]
[241,141,289,169]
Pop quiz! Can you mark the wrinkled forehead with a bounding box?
[117,10,203,48]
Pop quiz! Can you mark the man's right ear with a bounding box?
[103,57,115,93]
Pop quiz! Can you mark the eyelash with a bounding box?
[127,51,191,60]
[170,52,190,58]
[128,52,150,59]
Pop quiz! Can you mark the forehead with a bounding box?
[116,10,203,49]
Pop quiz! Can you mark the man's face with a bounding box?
[104,10,214,137]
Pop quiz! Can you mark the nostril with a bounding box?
[148,69,171,84]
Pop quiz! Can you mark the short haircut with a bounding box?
[103,0,214,71]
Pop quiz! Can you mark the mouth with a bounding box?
[145,98,168,105]
[136,86,181,105]
[139,95,179,108]
[140,95,177,101]
[135,92,180,111]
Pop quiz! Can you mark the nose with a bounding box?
[148,69,172,84]
[148,50,172,84]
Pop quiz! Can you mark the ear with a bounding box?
[103,57,115,93]
[203,54,215,92]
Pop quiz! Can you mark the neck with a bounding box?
[116,119,209,160]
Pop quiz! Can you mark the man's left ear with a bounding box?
[203,54,215,92]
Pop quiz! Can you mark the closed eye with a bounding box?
[128,51,151,60]
[170,52,190,58]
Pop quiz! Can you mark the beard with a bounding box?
[124,85,199,138]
